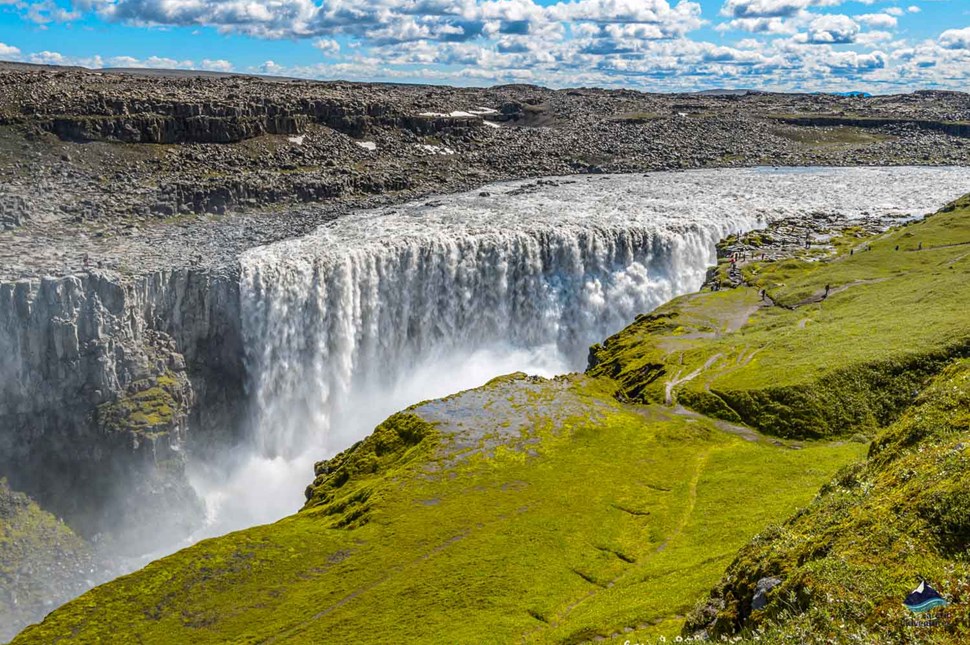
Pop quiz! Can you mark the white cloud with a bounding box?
[258,60,285,74]
[2,0,969,94]
[313,38,340,54]
[855,13,897,29]
[0,42,20,58]
[201,58,234,71]
[720,0,842,19]
[940,27,970,50]
[719,16,797,34]
[797,14,859,44]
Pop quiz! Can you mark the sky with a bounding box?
[0,0,968,93]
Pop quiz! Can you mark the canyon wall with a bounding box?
[0,268,243,547]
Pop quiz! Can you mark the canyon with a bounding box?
[3,66,970,642]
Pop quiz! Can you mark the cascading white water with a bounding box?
[189,166,970,535]
[240,223,732,458]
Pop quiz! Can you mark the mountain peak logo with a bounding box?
[903,581,949,613]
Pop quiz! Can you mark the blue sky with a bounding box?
[0,0,968,92]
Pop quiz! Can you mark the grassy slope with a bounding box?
[16,197,970,644]
[684,359,970,643]
[14,377,862,644]
[590,196,970,439]
[0,480,93,643]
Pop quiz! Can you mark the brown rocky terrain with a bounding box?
[1,65,969,281]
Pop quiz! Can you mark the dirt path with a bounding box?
[790,277,888,308]
[664,353,722,404]
[670,405,760,443]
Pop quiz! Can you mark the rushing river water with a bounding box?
[183,166,970,540]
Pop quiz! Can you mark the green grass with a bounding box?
[14,377,862,644]
[685,359,970,643]
[591,201,970,439]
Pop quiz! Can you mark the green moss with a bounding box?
[304,412,438,527]
[14,375,862,644]
[685,360,970,643]
[19,195,970,645]
[96,372,184,436]
[0,480,93,642]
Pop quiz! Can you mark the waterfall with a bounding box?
[238,167,970,461]
[240,221,744,458]
[185,166,970,534]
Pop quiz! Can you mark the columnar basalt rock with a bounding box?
[0,268,243,544]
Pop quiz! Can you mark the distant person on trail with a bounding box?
[760,289,766,301]
[895,245,899,251]
[824,284,831,299]
[919,242,923,250]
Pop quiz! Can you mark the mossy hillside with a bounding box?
[684,359,970,643]
[590,201,970,439]
[0,480,94,643]
[14,375,863,644]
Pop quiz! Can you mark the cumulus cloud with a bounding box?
[2,0,969,93]
[88,0,705,44]
[855,13,896,29]
[720,0,842,20]
[0,42,20,58]
[940,27,970,50]
[313,38,340,54]
[719,16,797,34]
[823,49,886,71]
[796,14,859,44]
[201,58,234,71]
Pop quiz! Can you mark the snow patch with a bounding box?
[287,135,305,145]
[357,141,377,151]
[417,144,455,155]
[419,111,477,118]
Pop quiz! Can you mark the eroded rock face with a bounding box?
[0,193,29,231]
[0,269,243,546]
